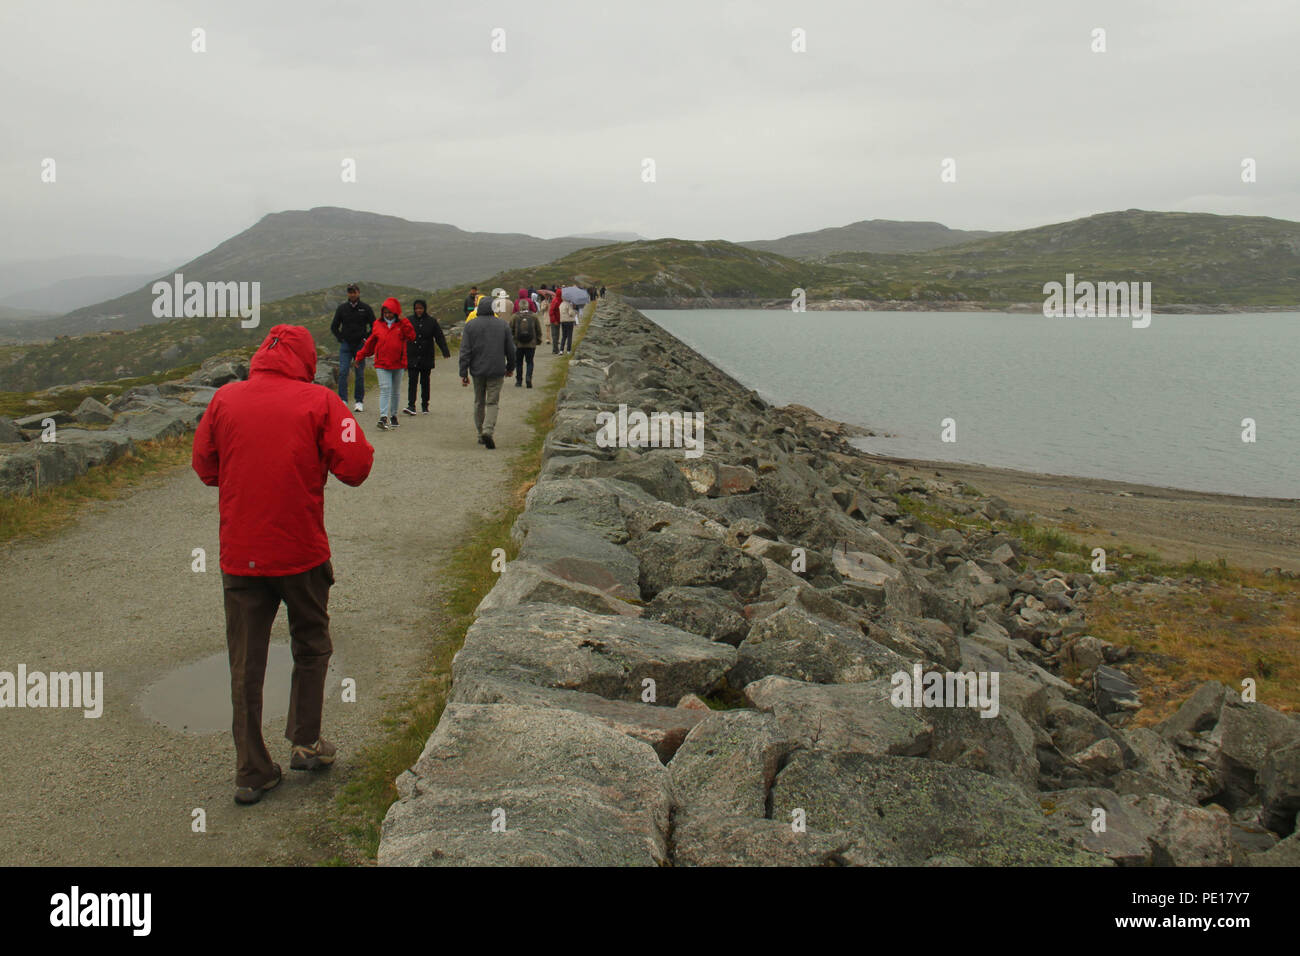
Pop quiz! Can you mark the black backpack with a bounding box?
[516,315,535,345]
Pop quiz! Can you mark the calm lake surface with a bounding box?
[643,310,1300,499]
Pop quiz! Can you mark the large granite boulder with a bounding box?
[731,604,908,687]
[379,703,672,866]
[770,751,1103,866]
[451,605,736,705]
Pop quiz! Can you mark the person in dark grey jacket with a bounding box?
[458,297,516,449]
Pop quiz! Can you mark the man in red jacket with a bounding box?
[192,325,375,805]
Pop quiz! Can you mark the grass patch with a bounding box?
[327,305,590,861]
[0,435,194,544]
[1087,572,1300,722]
[0,365,205,419]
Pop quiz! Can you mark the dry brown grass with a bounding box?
[1087,572,1300,724]
[0,435,194,544]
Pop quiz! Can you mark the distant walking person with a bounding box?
[402,299,450,415]
[462,286,480,318]
[330,283,375,412]
[510,288,542,388]
[354,297,414,431]
[599,285,606,298]
[459,296,516,449]
[192,325,374,806]
[545,286,562,353]
[559,296,577,354]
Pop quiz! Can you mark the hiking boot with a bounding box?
[234,763,282,805]
[290,738,337,771]
[354,401,364,412]
[483,435,495,450]
[402,406,416,416]
[377,417,389,430]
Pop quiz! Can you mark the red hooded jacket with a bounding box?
[192,325,375,576]
[355,297,416,369]
[514,288,535,313]
[547,289,562,324]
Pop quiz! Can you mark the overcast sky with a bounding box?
[2,0,1297,265]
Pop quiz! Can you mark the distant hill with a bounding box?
[418,238,838,316]
[25,207,611,340]
[816,210,1300,306]
[563,231,647,242]
[0,272,161,314]
[0,282,432,392]
[742,219,1000,258]
[0,254,179,299]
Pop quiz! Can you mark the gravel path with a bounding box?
[0,361,551,865]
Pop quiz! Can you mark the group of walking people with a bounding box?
[194,276,604,806]
[332,280,603,444]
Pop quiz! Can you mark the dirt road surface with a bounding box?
[0,361,549,865]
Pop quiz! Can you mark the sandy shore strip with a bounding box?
[856,450,1299,572]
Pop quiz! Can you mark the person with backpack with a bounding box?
[402,299,450,416]
[330,283,375,412]
[510,288,543,388]
[354,297,415,431]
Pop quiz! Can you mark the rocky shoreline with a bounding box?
[376,298,1300,867]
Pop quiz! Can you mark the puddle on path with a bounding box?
[138,643,341,734]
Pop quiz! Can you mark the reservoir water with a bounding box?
[643,310,1299,499]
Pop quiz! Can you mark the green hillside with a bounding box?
[742,219,1000,258]
[15,207,609,342]
[815,210,1300,306]
[0,282,432,393]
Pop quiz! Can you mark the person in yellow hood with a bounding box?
[464,294,487,321]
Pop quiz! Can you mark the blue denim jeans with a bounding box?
[376,368,402,420]
[338,342,365,403]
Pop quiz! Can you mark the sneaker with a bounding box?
[377,417,389,430]
[526,381,533,388]
[290,738,337,771]
[515,381,522,387]
[477,434,485,444]
[234,763,282,805]
[389,416,399,428]
[483,435,495,450]
[421,408,429,414]
[354,401,363,412]
[402,406,416,416]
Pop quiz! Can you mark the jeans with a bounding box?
[376,368,402,420]
[472,375,504,436]
[549,322,560,352]
[407,367,431,410]
[560,321,575,353]
[338,342,365,403]
[222,561,334,787]
[515,347,536,385]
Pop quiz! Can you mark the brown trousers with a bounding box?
[222,560,334,787]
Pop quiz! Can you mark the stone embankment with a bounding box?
[378,298,1300,867]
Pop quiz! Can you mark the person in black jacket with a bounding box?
[462,286,479,318]
[402,299,451,415]
[330,283,376,411]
